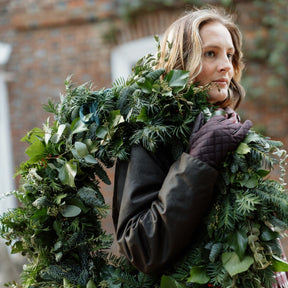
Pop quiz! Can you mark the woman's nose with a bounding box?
[218,55,233,72]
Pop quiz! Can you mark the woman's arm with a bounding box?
[113,145,219,274]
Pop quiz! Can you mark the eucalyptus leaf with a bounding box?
[86,279,97,288]
[84,154,98,164]
[60,205,82,217]
[58,160,78,187]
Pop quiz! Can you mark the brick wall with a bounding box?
[1,0,287,257]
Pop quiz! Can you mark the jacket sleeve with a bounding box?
[113,145,219,274]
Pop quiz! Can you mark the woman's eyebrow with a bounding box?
[202,44,235,52]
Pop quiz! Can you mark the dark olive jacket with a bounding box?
[112,144,219,274]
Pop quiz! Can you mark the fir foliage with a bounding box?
[1,39,288,288]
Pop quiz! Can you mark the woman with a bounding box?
[112,6,251,276]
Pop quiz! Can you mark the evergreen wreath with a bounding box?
[1,39,288,288]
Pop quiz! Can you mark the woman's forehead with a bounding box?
[200,21,234,50]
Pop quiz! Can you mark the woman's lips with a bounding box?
[213,79,229,87]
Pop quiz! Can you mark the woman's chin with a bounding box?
[208,90,228,104]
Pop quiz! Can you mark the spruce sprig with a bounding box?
[1,49,288,288]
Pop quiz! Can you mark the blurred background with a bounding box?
[0,0,287,285]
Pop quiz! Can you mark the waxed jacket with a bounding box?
[112,144,219,274]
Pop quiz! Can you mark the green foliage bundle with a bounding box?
[1,46,288,288]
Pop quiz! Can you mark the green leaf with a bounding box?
[260,228,279,241]
[54,193,67,205]
[23,129,46,162]
[236,142,251,155]
[60,205,81,217]
[11,241,24,254]
[84,154,98,164]
[75,141,89,157]
[71,118,88,135]
[256,169,270,177]
[32,196,49,209]
[271,255,288,272]
[164,70,189,89]
[239,175,259,188]
[222,252,254,277]
[55,251,63,262]
[58,160,78,187]
[51,124,69,143]
[86,279,97,288]
[136,107,149,123]
[95,126,108,139]
[187,266,210,284]
[228,230,248,260]
[109,110,124,128]
[137,78,153,94]
[160,275,186,288]
[63,278,73,288]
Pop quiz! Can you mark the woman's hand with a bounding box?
[189,112,252,169]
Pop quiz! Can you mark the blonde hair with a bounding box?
[156,7,245,109]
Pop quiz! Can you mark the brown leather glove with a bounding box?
[189,112,252,169]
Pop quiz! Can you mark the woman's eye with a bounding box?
[204,51,215,58]
[227,53,234,60]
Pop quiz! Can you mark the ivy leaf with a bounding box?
[58,160,78,187]
[239,175,259,188]
[187,266,210,284]
[228,230,248,260]
[95,126,108,139]
[222,252,254,277]
[22,128,46,163]
[60,205,81,218]
[71,118,88,135]
[109,110,124,128]
[160,275,186,288]
[75,141,89,158]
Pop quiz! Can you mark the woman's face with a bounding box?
[195,21,234,104]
